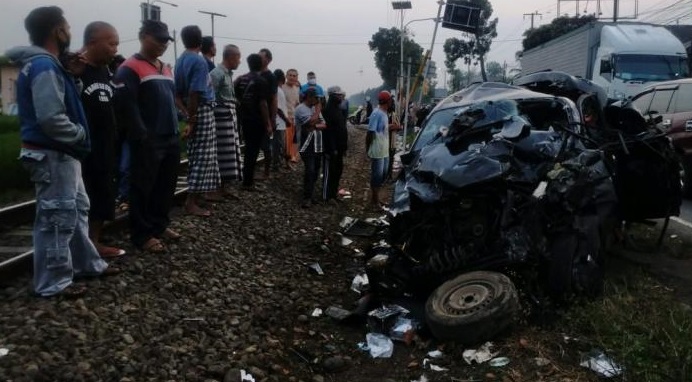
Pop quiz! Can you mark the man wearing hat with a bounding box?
[322,85,348,202]
[113,20,181,253]
[366,90,399,208]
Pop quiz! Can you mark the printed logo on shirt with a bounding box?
[84,82,113,103]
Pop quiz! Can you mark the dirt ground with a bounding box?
[1,126,691,382]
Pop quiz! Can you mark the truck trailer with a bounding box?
[520,22,689,100]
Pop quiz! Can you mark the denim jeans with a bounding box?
[301,153,322,200]
[272,129,286,169]
[118,141,131,202]
[370,157,390,188]
[19,148,108,296]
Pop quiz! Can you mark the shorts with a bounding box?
[370,157,389,188]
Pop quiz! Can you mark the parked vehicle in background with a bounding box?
[520,22,689,101]
[631,78,692,195]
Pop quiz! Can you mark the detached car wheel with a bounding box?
[425,271,520,344]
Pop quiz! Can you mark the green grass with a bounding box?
[0,116,31,193]
[564,268,692,381]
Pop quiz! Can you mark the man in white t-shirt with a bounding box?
[272,69,292,170]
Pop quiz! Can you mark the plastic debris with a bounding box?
[366,333,394,358]
[311,308,323,317]
[314,227,324,232]
[423,358,449,372]
[307,263,324,275]
[410,375,429,382]
[325,306,352,321]
[0,348,8,357]
[462,342,497,365]
[339,216,355,229]
[489,357,510,367]
[427,350,443,358]
[671,234,679,239]
[240,369,255,382]
[335,233,353,247]
[580,350,623,378]
[389,316,419,344]
[350,273,369,293]
[357,342,370,352]
[367,305,410,334]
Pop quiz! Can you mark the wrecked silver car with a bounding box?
[365,72,681,344]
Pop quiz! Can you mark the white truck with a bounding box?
[520,22,689,100]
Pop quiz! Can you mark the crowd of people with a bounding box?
[6,6,402,299]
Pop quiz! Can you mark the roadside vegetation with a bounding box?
[0,116,31,201]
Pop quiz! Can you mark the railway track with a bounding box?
[0,153,267,277]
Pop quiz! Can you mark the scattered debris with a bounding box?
[365,333,394,358]
[427,350,443,358]
[240,369,256,382]
[367,305,409,334]
[670,234,678,239]
[350,273,369,294]
[307,263,324,275]
[580,350,623,378]
[462,342,497,365]
[339,217,355,229]
[534,357,550,367]
[389,316,419,344]
[311,308,323,317]
[324,306,352,321]
[0,348,8,357]
[488,357,510,367]
[341,218,380,237]
[410,375,429,382]
[336,233,353,247]
[422,358,449,372]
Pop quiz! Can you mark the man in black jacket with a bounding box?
[322,86,348,202]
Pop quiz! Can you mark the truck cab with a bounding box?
[592,24,689,100]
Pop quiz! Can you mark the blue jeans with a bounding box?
[370,157,389,188]
[19,148,108,296]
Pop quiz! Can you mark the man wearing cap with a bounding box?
[113,20,181,253]
[366,90,399,208]
[322,86,348,202]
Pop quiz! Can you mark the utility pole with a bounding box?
[613,0,619,22]
[198,10,227,62]
[523,11,542,29]
[172,29,177,60]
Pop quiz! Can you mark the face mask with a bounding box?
[308,78,316,85]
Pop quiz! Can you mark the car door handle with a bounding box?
[686,120,692,132]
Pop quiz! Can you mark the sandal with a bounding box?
[54,283,88,299]
[141,238,166,253]
[98,246,127,259]
[159,228,182,241]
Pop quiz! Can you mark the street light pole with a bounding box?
[145,0,178,21]
[392,1,412,124]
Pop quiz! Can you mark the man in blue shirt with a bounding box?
[7,6,116,297]
[175,25,221,217]
[366,90,399,208]
[299,71,325,99]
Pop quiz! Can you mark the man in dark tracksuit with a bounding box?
[322,86,348,202]
[113,20,180,253]
[234,53,272,190]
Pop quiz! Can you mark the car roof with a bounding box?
[643,78,692,90]
[432,82,555,113]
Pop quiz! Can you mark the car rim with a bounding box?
[440,282,495,316]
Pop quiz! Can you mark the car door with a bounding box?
[669,84,692,157]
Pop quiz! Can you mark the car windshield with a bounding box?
[411,107,465,151]
[614,54,690,81]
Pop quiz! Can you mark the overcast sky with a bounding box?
[0,0,673,95]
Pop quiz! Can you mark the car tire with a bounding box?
[425,271,520,344]
[548,230,604,298]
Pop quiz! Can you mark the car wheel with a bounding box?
[548,231,604,298]
[425,271,520,344]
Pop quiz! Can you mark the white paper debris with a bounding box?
[410,375,429,382]
[580,351,623,378]
[0,348,8,357]
[240,369,255,382]
[462,342,497,365]
[427,350,443,358]
[423,358,448,372]
[311,308,323,317]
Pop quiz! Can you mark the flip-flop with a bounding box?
[98,246,127,259]
[141,238,166,253]
[48,283,87,299]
